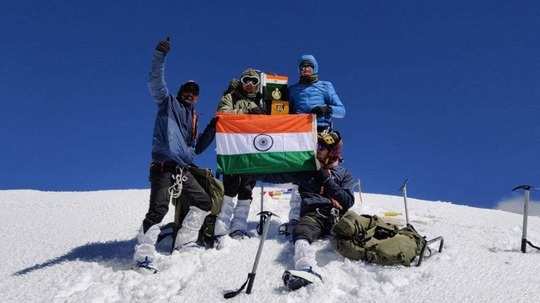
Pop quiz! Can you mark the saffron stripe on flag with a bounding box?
[216,114,314,134]
[217,151,317,174]
[216,132,316,155]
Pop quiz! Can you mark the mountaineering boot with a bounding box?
[214,195,235,236]
[294,239,316,270]
[229,229,252,240]
[229,199,251,238]
[282,267,323,291]
[133,224,161,273]
[174,206,210,251]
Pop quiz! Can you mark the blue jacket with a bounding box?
[148,51,197,166]
[289,55,346,128]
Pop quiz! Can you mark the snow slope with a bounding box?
[1,189,539,303]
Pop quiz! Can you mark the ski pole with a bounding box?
[224,211,278,299]
[512,185,540,253]
[399,178,410,226]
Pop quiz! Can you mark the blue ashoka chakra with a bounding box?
[253,134,274,152]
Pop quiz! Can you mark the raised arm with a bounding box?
[147,38,171,104]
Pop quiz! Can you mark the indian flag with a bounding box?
[216,114,318,174]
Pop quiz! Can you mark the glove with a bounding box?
[248,106,265,114]
[311,105,332,118]
[315,169,331,185]
[155,37,170,54]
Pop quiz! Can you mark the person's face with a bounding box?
[316,145,329,163]
[180,91,199,103]
[300,65,314,77]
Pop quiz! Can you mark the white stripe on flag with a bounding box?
[216,132,315,155]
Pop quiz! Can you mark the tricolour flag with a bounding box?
[216,114,318,174]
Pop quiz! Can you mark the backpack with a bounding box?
[332,211,426,266]
[173,166,224,248]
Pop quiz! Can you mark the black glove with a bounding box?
[311,105,332,118]
[155,37,171,54]
[315,169,331,185]
[248,106,265,114]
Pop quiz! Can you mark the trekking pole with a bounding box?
[399,178,410,226]
[512,185,540,253]
[224,211,278,299]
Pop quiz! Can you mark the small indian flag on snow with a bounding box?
[216,114,318,174]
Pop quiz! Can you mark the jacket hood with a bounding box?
[298,54,319,74]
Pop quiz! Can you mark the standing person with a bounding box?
[285,54,347,234]
[133,37,212,273]
[288,54,346,132]
[213,68,266,240]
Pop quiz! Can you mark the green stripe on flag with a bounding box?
[217,151,317,174]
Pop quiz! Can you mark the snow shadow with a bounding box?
[13,238,137,276]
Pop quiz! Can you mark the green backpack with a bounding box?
[173,166,224,248]
[332,211,426,266]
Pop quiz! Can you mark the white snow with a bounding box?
[1,188,539,302]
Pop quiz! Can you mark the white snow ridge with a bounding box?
[1,189,539,302]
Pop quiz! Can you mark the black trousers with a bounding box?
[142,163,212,233]
[292,209,334,243]
[223,174,256,200]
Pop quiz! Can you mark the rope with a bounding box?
[168,167,188,204]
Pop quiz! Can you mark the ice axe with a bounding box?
[224,211,279,299]
[399,178,410,226]
[512,185,540,253]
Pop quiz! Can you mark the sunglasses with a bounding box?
[241,76,259,86]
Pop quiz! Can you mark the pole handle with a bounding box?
[512,184,533,192]
[245,273,256,294]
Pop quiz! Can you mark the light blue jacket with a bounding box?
[289,55,345,128]
[148,51,197,166]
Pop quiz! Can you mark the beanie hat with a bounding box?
[178,80,199,96]
[239,68,261,85]
[298,54,319,74]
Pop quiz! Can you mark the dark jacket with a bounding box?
[258,165,355,215]
[148,51,197,166]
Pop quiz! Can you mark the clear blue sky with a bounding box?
[1,1,539,208]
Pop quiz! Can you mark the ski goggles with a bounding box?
[240,76,260,86]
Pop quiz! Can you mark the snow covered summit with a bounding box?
[1,189,539,302]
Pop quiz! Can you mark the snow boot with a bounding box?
[174,206,210,251]
[282,267,323,291]
[229,229,252,240]
[135,256,159,274]
[133,224,161,273]
[229,199,251,235]
[214,195,235,236]
[294,239,316,270]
